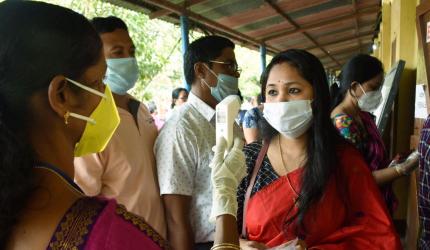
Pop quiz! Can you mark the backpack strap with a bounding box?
[127,99,141,128]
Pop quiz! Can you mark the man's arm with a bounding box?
[163,194,193,250]
[155,122,197,249]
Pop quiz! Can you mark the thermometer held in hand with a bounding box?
[216,95,241,151]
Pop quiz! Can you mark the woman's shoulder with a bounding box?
[47,197,108,250]
[87,198,168,249]
[332,112,354,125]
[49,197,168,250]
[332,112,362,145]
[109,203,168,249]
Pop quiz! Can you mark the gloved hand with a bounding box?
[267,238,306,250]
[390,150,420,176]
[398,150,420,175]
[209,137,246,223]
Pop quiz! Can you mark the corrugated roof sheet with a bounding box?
[107,0,381,70]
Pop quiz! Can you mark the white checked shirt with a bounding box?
[155,92,216,243]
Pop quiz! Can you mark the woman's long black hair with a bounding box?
[0,1,102,247]
[330,54,383,109]
[259,49,343,234]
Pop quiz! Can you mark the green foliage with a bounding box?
[30,0,265,106]
[40,0,182,101]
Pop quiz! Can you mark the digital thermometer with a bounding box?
[216,95,241,150]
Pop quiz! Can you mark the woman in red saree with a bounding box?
[0,2,167,249]
[236,49,401,249]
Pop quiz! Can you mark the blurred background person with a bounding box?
[148,101,165,130]
[242,94,263,144]
[165,87,188,120]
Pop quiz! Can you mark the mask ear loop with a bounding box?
[198,63,214,90]
[64,111,96,125]
[203,63,223,83]
[65,78,106,99]
[357,83,367,97]
[63,78,103,125]
[200,77,211,90]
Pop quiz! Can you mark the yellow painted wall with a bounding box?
[376,0,419,235]
[381,1,392,69]
[417,41,427,85]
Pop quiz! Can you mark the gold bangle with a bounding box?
[211,243,241,250]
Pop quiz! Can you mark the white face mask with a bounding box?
[263,100,313,139]
[356,84,382,112]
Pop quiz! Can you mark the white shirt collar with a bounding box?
[188,92,215,122]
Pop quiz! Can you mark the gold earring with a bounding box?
[64,111,70,125]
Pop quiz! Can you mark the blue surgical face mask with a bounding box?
[201,65,239,102]
[104,57,139,95]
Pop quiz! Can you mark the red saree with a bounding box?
[47,197,168,250]
[245,146,401,249]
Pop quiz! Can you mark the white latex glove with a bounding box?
[399,150,420,175]
[240,239,268,250]
[209,137,246,223]
[390,150,420,175]
[268,238,306,250]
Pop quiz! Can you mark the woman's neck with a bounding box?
[278,133,308,159]
[337,95,360,117]
[30,126,75,178]
[267,133,308,175]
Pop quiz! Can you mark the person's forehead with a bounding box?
[100,29,134,47]
[268,63,300,81]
